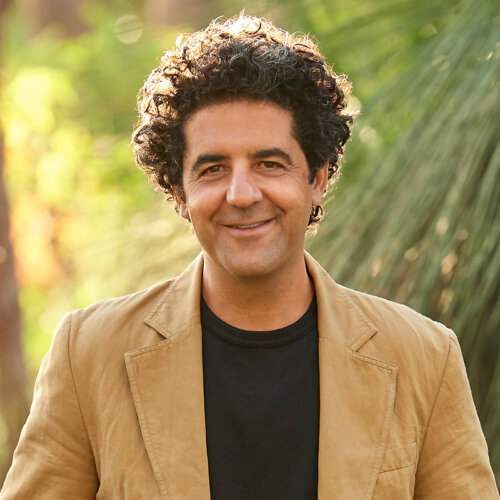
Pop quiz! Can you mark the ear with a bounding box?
[312,165,328,206]
[172,186,190,220]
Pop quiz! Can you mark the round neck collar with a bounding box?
[200,296,317,347]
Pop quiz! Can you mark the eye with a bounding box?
[261,161,284,171]
[200,164,223,176]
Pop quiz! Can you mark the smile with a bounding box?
[229,220,269,229]
[222,218,275,235]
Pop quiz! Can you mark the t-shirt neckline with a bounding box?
[200,296,317,347]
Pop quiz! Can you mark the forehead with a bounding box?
[182,100,301,162]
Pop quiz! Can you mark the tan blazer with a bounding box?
[2,253,497,499]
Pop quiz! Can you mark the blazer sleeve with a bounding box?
[1,313,99,499]
[414,331,498,499]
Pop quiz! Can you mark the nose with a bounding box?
[226,166,263,207]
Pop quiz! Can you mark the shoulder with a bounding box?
[48,255,203,372]
[306,252,454,363]
[339,284,455,370]
[60,277,177,358]
[41,278,180,409]
[337,286,466,435]
[72,277,175,329]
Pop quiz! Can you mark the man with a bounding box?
[2,14,497,500]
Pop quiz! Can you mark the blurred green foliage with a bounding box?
[306,0,500,473]
[1,0,498,483]
[2,3,199,375]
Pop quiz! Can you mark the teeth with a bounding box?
[232,221,267,229]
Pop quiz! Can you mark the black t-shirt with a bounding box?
[201,297,319,500]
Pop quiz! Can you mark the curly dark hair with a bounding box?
[132,14,354,229]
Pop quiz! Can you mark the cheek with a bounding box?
[186,185,223,219]
[279,183,314,210]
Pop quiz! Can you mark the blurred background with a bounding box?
[0,0,498,486]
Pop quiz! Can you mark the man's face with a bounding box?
[176,99,327,280]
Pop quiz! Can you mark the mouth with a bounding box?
[228,220,270,229]
[222,218,274,233]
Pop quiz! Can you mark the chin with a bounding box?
[219,251,283,280]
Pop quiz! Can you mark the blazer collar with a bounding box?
[142,253,204,340]
[126,252,397,499]
[304,251,378,350]
[143,251,378,351]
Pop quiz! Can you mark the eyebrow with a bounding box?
[191,154,229,173]
[190,148,293,173]
[251,148,293,165]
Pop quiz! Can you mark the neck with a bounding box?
[201,253,314,331]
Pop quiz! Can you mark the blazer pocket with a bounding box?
[373,442,417,500]
[379,441,417,473]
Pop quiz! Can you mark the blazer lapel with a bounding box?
[306,253,398,500]
[124,255,210,500]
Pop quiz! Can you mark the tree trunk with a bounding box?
[0,0,29,483]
